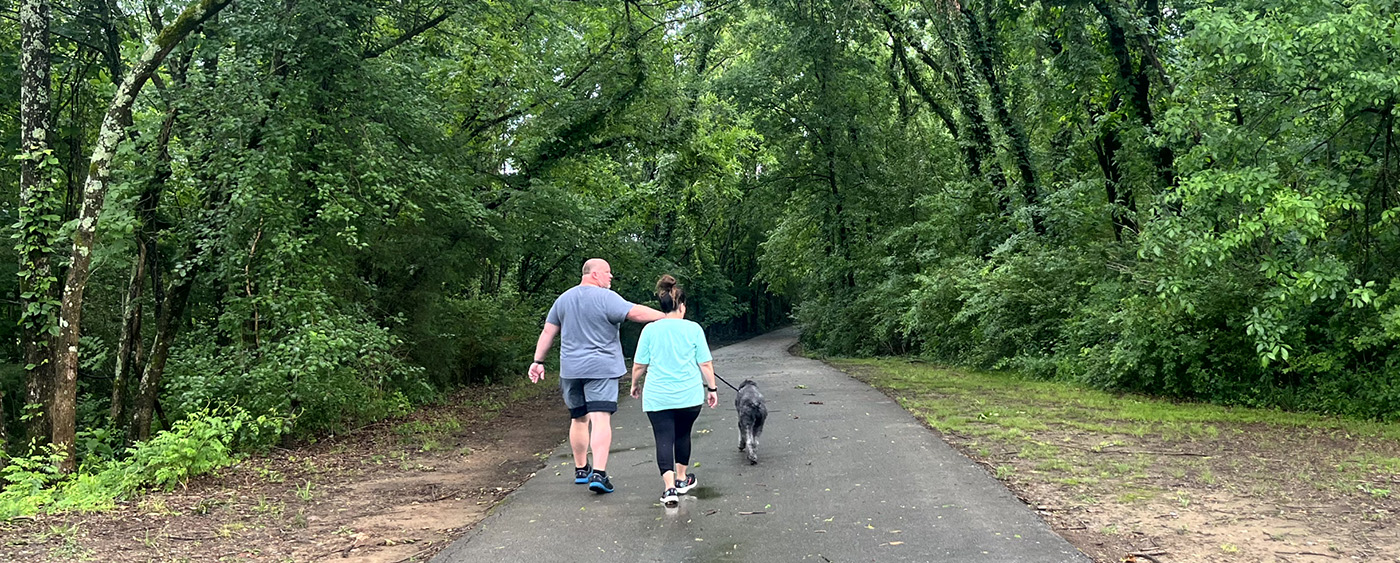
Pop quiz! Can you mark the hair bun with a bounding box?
[656,274,677,292]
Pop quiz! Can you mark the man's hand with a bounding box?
[630,384,642,399]
[530,324,559,384]
[706,391,718,408]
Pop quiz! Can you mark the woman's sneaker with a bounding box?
[660,488,679,507]
[675,474,697,494]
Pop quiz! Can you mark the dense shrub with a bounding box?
[403,293,541,388]
[0,408,282,519]
[165,310,419,436]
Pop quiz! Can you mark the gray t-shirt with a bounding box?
[545,285,635,379]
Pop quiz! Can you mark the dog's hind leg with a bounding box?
[744,421,759,464]
[746,413,765,464]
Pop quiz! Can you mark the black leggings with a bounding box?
[646,406,703,475]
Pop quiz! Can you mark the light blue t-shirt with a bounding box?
[546,285,635,379]
[634,318,713,412]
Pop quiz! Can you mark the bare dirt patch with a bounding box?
[0,383,568,563]
[834,361,1400,563]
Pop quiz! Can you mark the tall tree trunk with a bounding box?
[1091,0,1176,190]
[131,268,196,441]
[110,246,146,430]
[874,2,974,172]
[111,108,176,431]
[887,27,964,147]
[1091,103,1139,239]
[874,0,1010,250]
[52,0,233,472]
[19,0,58,446]
[812,34,853,289]
[933,4,1012,216]
[962,7,1045,235]
[1082,1,1146,238]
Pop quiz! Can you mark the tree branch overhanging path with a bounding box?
[362,4,457,60]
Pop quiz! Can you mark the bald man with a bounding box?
[529,258,664,493]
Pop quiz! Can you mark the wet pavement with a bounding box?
[431,328,1088,562]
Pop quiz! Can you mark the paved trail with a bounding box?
[432,328,1088,562]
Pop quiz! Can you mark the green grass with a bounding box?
[394,418,463,436]
[1342,452,1400,474]
[1017,442,1060,460]
[834,359,1400,440]
[829,357,1400,514]
[1116,487,1158,504]
[1034,459,1075,473]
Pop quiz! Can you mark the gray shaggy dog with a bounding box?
[735,379,768,464]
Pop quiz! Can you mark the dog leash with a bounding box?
[713,372,741,392]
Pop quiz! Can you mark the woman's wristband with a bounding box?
[706,386,717,392]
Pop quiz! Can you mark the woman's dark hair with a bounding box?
[656,274,686,313]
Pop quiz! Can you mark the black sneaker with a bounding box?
[574,464,592,484]
[674,474,698,494]
[588,472,614,494]
[660,488,679,507]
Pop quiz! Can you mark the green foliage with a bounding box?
[405,293,540,388]
[0,443,66,518]
[732,0,1400,420]
[165,304,419,435]
[11,148,62,353]
[9,0,1397,518]
[3,0,792,461]
[0,408,282,520]
[122,409,280,490]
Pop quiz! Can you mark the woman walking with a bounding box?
[630,275,719,507]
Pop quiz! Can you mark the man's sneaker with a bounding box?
[574,464,592,484]
[587,472,614,494]
[674,474,698,494]
[660,488,679,507]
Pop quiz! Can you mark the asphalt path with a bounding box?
[432,327,1088,562]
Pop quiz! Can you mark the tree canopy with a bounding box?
[3,0,1398,474]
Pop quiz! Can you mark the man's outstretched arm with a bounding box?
[627,304,665,323]
[529,322,560,382]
